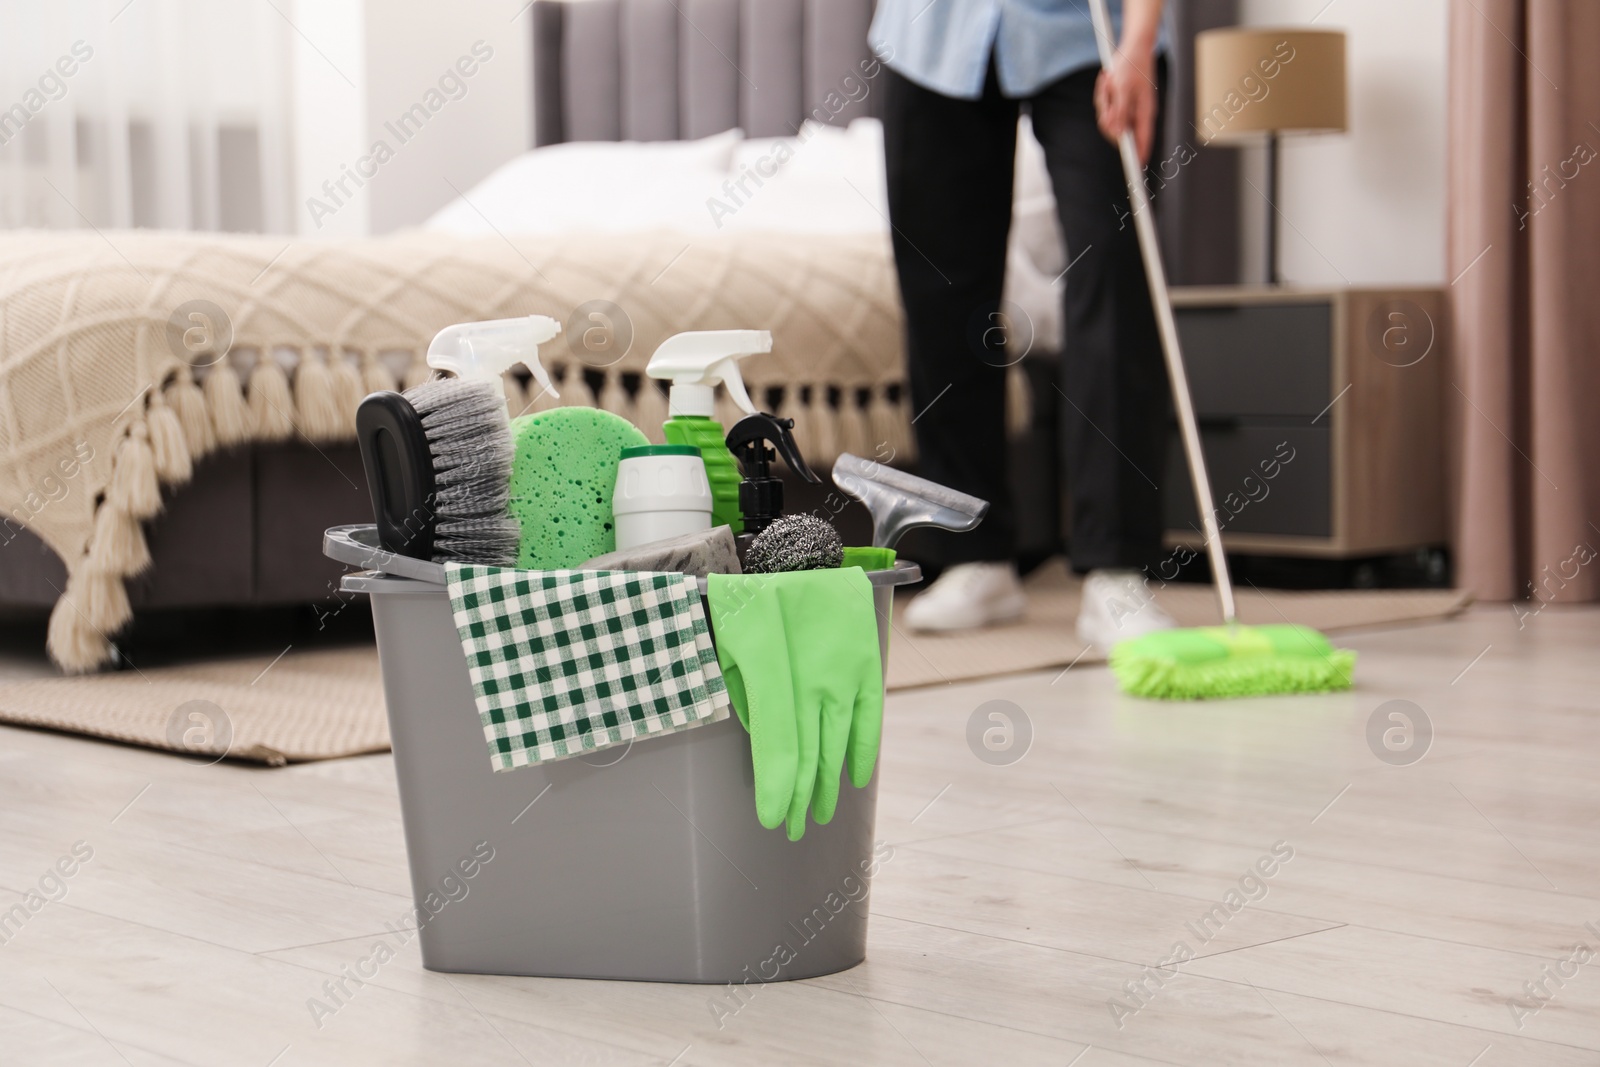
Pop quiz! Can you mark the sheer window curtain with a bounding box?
[0,0,292,233]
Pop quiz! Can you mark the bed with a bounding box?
[0,0,1233,672]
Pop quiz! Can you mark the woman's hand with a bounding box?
[1094,1,1162,164]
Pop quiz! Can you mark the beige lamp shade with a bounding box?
[1194,28,1347,144]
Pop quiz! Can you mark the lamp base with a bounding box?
[1264,131,1279,286]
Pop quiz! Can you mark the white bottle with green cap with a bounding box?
[646,329,769,533]
[612,444,713,551]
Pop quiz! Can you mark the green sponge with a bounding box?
[508,407,649,569]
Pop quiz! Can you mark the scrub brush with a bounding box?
[1088,0,1354,699]
[355,315,562,565]
[413,379,520,562]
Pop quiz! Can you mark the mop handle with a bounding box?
[1087,0,1237,625]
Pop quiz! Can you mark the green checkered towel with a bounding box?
[446,564,731,771]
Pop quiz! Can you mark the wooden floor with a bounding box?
[1,603,1597,1066]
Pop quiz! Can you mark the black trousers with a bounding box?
[882,60,1170,572]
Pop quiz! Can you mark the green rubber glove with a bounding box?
[707,568,884,840]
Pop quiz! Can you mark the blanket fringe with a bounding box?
[633,376,669,443]
[330,352,365,436]
[868,384,915,464]
[49,348,930,672]
[401,359,432,391]
[561,367,600,410]
[89,502,151,576]
[46,565,131,670]
[804,386,838,464]
[361,351,396,394]
[168,366,215,457]
[107,424,162,519]
[597,367,632,422]
[835,386,871,461]
[293,350,344,441]
[204,359,253,447]
[249,354,297,440]
[146,392,193,485]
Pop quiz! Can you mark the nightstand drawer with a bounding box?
[1174,303,1331,418]
[1164,425,1331,538]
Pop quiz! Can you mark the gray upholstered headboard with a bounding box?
[530,0,879,146]
[529,0,1243,284]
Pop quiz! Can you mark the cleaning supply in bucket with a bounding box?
[1086,0,1354,699]
[841,546,896,571]
[581,524,742,578]
[744,515,844,574]
[355,385,518,564]
[647,330,771,533]
[507,407,649,568]
[831,453,990,550]
[425,315,563,401]
[447,562,731,771]
[707,568,883,840]
[725,411,821,561]
[612,444,712,552]
[354,315,563,564]
[399,381,521,563]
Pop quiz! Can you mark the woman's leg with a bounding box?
[1028,61,1171,575]
[882,63,1020,565]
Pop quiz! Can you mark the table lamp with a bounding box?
[1195,27,1347,284]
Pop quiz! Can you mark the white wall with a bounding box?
[1238,0,1447,286]
[289,0,531,237]
[361,0,530,234]
[289,0,368,237]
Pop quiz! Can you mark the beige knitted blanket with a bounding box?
[1,227,965,672]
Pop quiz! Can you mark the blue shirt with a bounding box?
[869,0,1169,100]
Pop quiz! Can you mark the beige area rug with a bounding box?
[0,564,1470,762]
[885,561,1473,690]
[0,646,388,765]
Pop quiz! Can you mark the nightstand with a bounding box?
[1162,286,1446,558]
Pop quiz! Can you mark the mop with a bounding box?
[1086,0,1354,699]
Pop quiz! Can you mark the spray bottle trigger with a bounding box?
[725,412,820,484]
[713,357,758,416]
[766,416,819,484]
[513,316,562,400]
[427,314,564,399]
[520,351,559,400]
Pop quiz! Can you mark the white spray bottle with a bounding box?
[426,314,563,399]
[646,329,771,532]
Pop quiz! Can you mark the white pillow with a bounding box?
[425,129,741,235]
[713,118,888,234]
[732,119,872,182]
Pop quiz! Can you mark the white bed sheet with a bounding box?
[426,118,1066,356]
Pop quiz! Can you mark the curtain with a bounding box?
[0,0,291,233]
[1447,0,1600,604]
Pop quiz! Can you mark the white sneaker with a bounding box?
[903,562,1026,632]
[1076,568,1177,648]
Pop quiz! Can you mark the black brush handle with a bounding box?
[355,391,436,560]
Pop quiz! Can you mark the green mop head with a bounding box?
[1110,624,1355,700]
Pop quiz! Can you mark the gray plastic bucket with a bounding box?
[323,524,918,982]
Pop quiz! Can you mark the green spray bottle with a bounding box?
[645,330,769,534]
